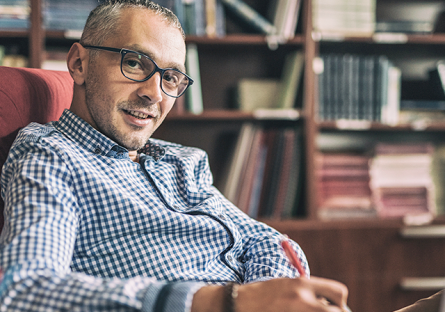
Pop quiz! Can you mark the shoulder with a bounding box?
[6,121,75,166]
[13,122,56,145]
[8,122,59,156]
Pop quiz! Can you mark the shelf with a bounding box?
[318,120,445,131]
[166,109,303,121]
[0,30,28,38]
[186,34,305,46]
[315,32,445,45]
[38,32,307,46]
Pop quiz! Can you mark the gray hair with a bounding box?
[80,0,185,48]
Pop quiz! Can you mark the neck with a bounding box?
[129,151,139,162]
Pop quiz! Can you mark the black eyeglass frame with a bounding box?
[82,45,194,98]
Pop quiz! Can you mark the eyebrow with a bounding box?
[126,44,186,73]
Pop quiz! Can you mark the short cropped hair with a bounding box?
[80,0,185,48]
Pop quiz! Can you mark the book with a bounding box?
[281,127,303,218]
[205,0,217,37]
[312,0,376,36]
[182,0,206,36]
[400,100,445,111]
[221,0,275,35]
[214,0,227,37]
[277,50,305,109]
[246,132,268,218]
[375,21,434,34]
[373,55,390,122]
[236,78,281,112]
[221,122,256,202]
[429,60,445,100]
[271,128,297,219]
[432,145,445,216]
[316,152,374,218]
[380,65,401,125]
[0,45,5,65]
[257,129,280,218]
[185,43,203,114]
[267,0,301,44]
[203,0,226,37]
[236,126,264,213]
[317,53,400,122]
[43,0,97,31]
[369,143,436,218]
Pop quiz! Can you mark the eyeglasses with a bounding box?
[82,45,194,98]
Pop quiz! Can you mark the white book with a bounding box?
[185,44,203,114]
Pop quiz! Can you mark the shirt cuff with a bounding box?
[142,281,206,312]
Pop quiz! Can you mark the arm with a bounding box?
[0,139,204,311]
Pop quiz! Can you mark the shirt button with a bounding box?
[219,214,225,220]
[94,147,101,154]
[227,255,233,262]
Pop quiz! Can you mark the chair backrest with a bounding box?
[0,66,73,230]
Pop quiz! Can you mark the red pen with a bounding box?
[281,238,307,278]
[281,237,352,312]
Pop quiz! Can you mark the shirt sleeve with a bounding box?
[0,139,205,312]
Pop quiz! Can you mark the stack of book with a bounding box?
[221,123,303,220]
[0,0,29,29]
[317,53,401,124]
[312,0,376,37]
[369,143,436,218]
[43,0,97,32]
[316,153,375,220]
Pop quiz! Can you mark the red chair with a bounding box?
[0,66,73,230]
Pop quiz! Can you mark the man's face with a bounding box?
[83,8,186,152]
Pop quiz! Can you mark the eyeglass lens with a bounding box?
[121,51,190,97]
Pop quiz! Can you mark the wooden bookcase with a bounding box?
[3,0,445,311]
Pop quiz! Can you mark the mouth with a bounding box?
[123,109,154,120]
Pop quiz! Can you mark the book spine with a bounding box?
[185,44,204,114]
[205,0,217,37]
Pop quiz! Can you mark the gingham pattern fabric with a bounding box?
[0,109,309,312]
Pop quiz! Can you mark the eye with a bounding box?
[122,53,145,71]
[163,70,182,86]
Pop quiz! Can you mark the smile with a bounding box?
[124,109,151,119]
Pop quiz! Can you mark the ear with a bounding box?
[67,42,89,86]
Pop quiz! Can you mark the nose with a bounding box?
[137,71,164,103]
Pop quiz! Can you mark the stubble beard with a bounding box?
[84,73,160,152]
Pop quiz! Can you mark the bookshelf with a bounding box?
[4,0,445,218]
[3,1,445,311]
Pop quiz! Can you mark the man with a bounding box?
[0,1,349,311]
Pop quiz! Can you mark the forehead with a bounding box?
[108,8,186,68]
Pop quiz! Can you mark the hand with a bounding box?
[192,276,349,312]
[236,276,349,312]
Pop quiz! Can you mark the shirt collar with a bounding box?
[54,109,166,160]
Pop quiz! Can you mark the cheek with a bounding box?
[163,97,177,114]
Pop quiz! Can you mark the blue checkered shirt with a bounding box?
[0,110,308,311]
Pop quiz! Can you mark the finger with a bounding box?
[308,276,349,308]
